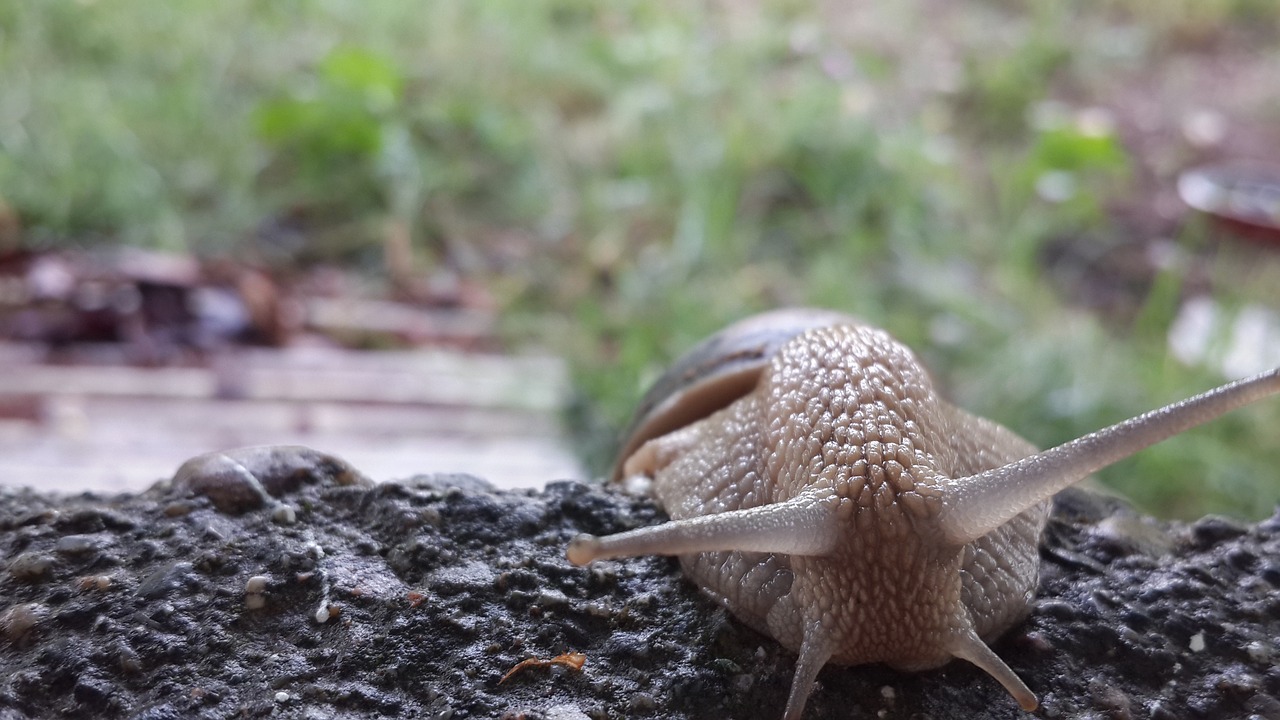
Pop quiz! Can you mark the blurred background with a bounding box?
[1,0,1279,519]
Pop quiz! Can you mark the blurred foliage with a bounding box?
[255,47,404,186]
[1,0,1279,518]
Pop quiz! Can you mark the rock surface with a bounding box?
[1,460,1278,720]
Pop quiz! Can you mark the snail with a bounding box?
[567,308,1280,719]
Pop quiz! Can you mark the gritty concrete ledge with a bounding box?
[1,464,1278,720]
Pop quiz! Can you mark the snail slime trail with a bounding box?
[567,308,1280,720]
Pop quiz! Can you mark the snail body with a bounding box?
[568,308,1280,719]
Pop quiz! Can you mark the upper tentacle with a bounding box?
[939,367,1280,545]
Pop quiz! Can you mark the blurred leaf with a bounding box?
[320,47,402,112]
[1031,126,1128,173]
[254,98,383,156]
[254,98,321,143]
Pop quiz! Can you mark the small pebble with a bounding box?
[118,644,143,674]
[537,589,569,609]
[1189,632,1206,652]
[173,446,366,515]
[274,691,290,703]
[1225,547,1257,572]
[1037,599,1078,620]
[583,601,611,618]
[9,552,54,580]
[136,561,194,599]
[55,535,100,555]
[1090,589,1121,610]
[77,575,113,591]
[1190,515,1246,547]
[420,507,443,528]
[73,675,116,705]
[1,603,48,642]
[272,504,297,525]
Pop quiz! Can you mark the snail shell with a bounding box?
[570,308,1280,719]
[613,308,857,482]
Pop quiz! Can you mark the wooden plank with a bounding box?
[0,343,584,494]
[0,347,568,411]
[21,395,563,439]
[0,365,217,398]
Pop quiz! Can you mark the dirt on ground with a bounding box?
[0,453,1278,720]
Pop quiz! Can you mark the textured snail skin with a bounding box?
[568,310,1280,720]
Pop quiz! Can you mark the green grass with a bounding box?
[2,0,1279,518]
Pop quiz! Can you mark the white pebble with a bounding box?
[1189,632,1205,652]
[245,575,269,594]
[272,505,297,525]
[314,605,331,624]
[274,691,290,703]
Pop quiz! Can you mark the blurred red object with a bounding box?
[1178,162,1280,244]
